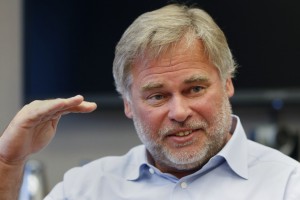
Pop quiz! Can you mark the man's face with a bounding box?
[124,39,234,176]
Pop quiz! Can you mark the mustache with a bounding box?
[158,120,208,136]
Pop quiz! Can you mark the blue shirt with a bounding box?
[45,116,300,199]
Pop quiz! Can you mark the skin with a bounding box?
[124,38,234,178]
[0,95,97,200]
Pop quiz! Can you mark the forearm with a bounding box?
[0,160,25,200]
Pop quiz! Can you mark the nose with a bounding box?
[168,95,192,123]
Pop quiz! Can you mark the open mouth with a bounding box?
[165,129,198,146]
[174,130,193,137]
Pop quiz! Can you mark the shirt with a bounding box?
[45,116,300,200]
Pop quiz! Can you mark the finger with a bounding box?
[61,101,97,114]
[46,101,97,120]
[47,96,97,117]
[32,95,86,114]
[45,95,85,112]
[50,95,97,113]
[13,95,91,128]
[34,97,97,123]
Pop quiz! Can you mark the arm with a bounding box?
[0,95,97,200]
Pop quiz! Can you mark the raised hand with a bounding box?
[0,95,97,165]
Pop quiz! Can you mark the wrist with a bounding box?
[0,159,25,200]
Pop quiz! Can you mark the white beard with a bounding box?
[132,94,233,171]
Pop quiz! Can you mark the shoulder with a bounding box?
[56,145,145,197]
[65,144,145,179]
[247,139,300,175]
[46,145,146,199]
[246,140,300,195]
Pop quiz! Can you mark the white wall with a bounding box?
[0,0,22,131]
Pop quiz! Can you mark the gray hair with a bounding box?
[113,4,238,100]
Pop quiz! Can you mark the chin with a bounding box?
[161,150,210,171]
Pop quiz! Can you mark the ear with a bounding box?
[225,78,234,98]
[124,98,133,119]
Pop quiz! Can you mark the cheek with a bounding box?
[192,93,223,121]
[135,105,167,131]
[144,109,164,126]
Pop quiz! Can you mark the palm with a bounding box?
[0,95,97,164]
[28,117,60,154]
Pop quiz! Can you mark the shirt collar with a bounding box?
[125,115,249,181]
[218,115,249,179]
[124,145,150,181]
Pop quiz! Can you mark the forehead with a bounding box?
[131,39,220,84]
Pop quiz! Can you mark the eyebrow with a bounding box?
[184,74,209,84]
[141,74,209,92]
[141,82,163,91]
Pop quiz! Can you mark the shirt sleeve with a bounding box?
[284,165,300,200]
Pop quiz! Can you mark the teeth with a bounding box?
[175,131,192,137]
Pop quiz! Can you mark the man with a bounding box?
[1,4,300,200]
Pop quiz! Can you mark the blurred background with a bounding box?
[1,0,300,198]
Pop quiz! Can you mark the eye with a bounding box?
[146,93,166,106]
[149,94,164,100]
[185,85,206,97]
[190,86,204,94]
